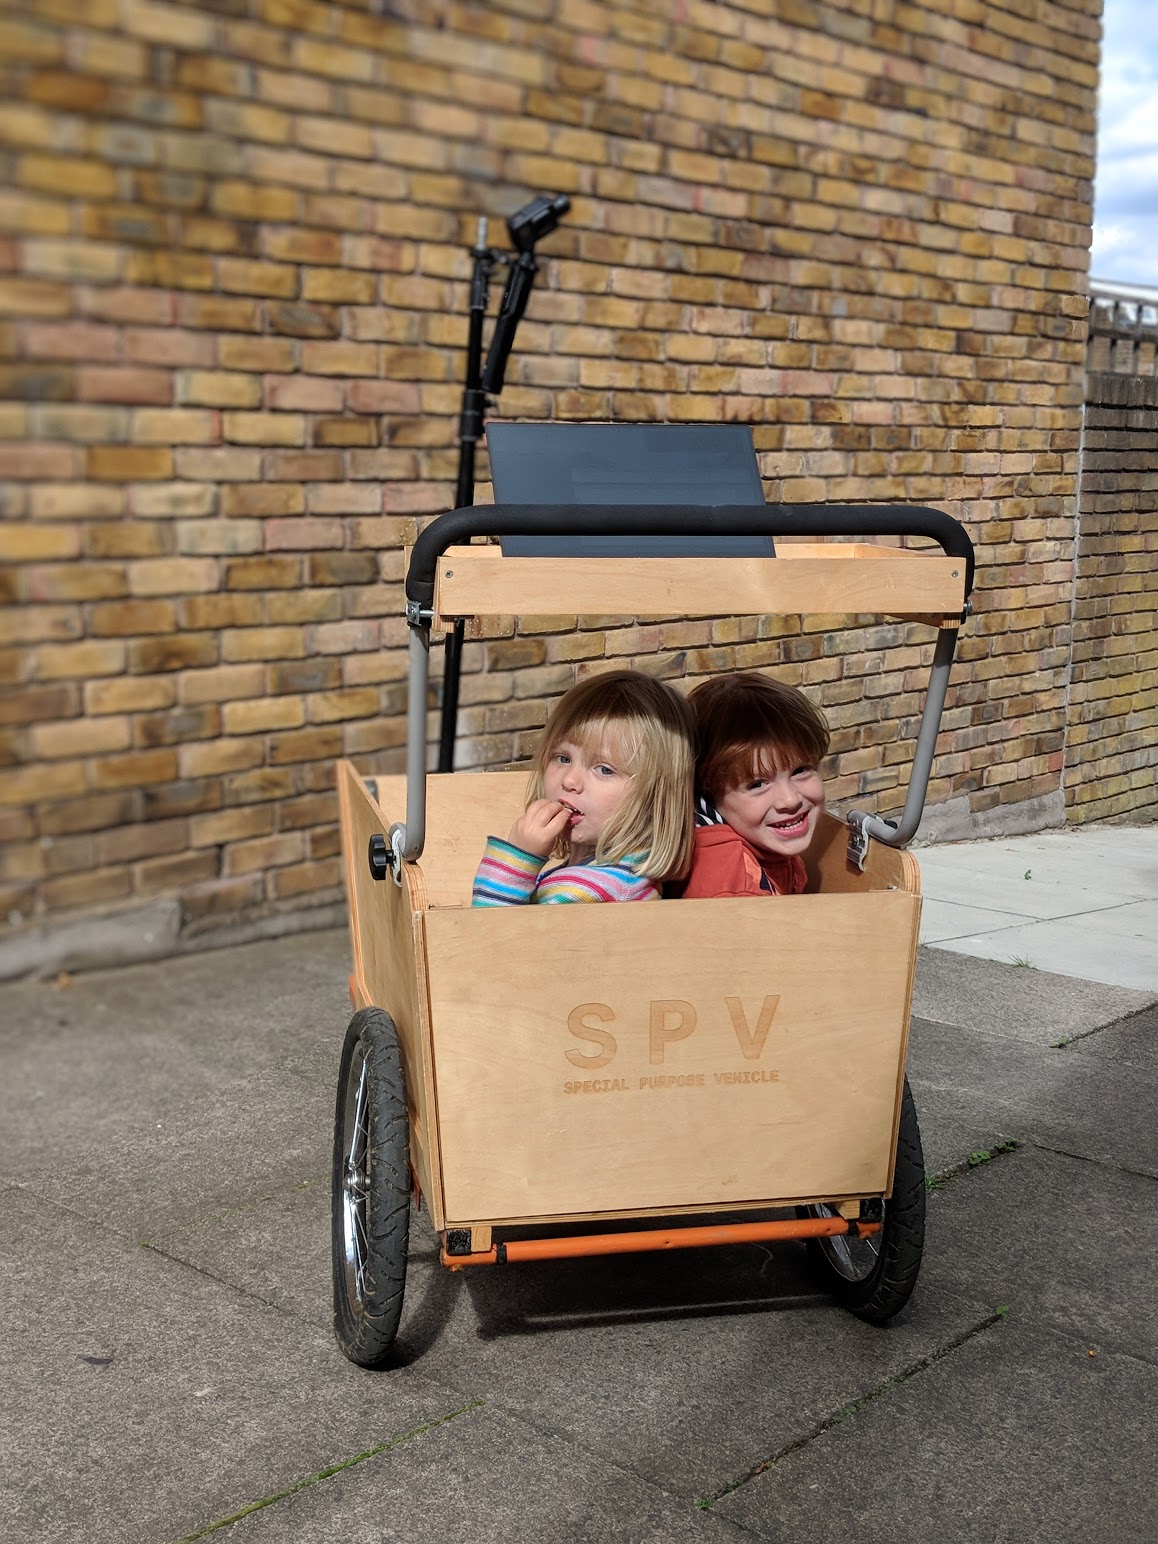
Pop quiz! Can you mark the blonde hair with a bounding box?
[526,669,695,881]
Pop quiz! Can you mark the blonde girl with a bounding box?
[471,669,695,905]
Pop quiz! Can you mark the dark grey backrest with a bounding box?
[487,422,774,557]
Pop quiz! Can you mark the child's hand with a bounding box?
[509,799,572,858]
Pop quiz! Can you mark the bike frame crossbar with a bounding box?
[440,1214,883,1268]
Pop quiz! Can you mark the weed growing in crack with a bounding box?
[926,1140,1020,1192]
[967,1141,1019,1167]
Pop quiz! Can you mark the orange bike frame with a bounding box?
[442,1214,881,1268]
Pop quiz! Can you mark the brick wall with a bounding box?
[1066,294,1158,822]
[0,0,1104,959]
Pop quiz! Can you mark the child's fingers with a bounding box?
[509,800,570,855]
[525,799,568,833]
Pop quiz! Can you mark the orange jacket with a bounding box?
[674,822,807,899]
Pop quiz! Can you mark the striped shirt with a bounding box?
[471,837,658,906]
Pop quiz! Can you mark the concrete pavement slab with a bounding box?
[920,1145,1158,1360]
[0,1185,469,1544]
[148,1173,334,1323]
[149,1167,1000,1501]
[6,1058,333,1236]
[148,1143,1004,1507]
[0,928,350,1090]
[907,1003,1157,1179]
[928,913,1158,992]
[915,826,1158,992]
[916,827,1158,914]
[0,932,350,1228]
[1062,1004,1158,1063]
[909,946,1155,1047]
[367,1252,996,1498]
[712,1316,1157,1542]
[903,1030,1021,1179]
[209,1404,749,1544]
[1065,896,1158,941]
[918,895,1032,942]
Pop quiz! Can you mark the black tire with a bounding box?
[797,1076,925,1324]
[332,1007,410,1367]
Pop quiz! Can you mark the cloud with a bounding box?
[1091,0,1158,284]
[1098,99,1158,158]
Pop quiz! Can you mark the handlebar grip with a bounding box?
[405,502,975,610]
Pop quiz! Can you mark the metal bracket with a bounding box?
[846,813,870,872]
[405,598,433,627]
[386,823,406,887]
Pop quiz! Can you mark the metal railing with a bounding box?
[1087,279,1158,377]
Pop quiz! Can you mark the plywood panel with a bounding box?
[372,769,527,909]
[803,810,921,897]
[424,892,920,1224]
[338,761,445,1225]
[432,547,966,624]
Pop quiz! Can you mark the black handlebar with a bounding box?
[406,502,975,610]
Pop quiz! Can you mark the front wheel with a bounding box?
[332,1007,410,1367]
[797,1077,925,1324]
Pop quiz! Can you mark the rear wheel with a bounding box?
[332,1007,410,1367]
[798,1077,925,1324]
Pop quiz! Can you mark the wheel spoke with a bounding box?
[341,1050,372,1303]
[809,1201,883,1283]
[350,1056,369,1167]
[352,1209,369,1300]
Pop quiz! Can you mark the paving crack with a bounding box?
[1018,1140,1158,1182]
[1047,999,1157,1049]
[434,1397,755,1535]
[170,1400,485,1542]
[140,1239,297,1316]
[924,1137,1021,1192]
[140,1174,327,1246]
[695,1309,1006,1510]
[1041,1318,1158,1374]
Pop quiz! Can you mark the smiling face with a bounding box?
[715,753,825,860]
[542,736,634,862]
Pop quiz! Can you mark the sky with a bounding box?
[1090,0,1158,288]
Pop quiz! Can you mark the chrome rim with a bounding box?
[340,1044,371,1306]
[809,1202,883,1283]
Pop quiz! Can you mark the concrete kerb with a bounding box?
[0,897,346,982]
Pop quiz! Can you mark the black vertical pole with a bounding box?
[438,220,492,774]
[435,195,569,773]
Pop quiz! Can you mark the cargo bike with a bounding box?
[331,499,974,1368]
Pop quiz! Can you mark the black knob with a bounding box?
[367,834,390,881]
